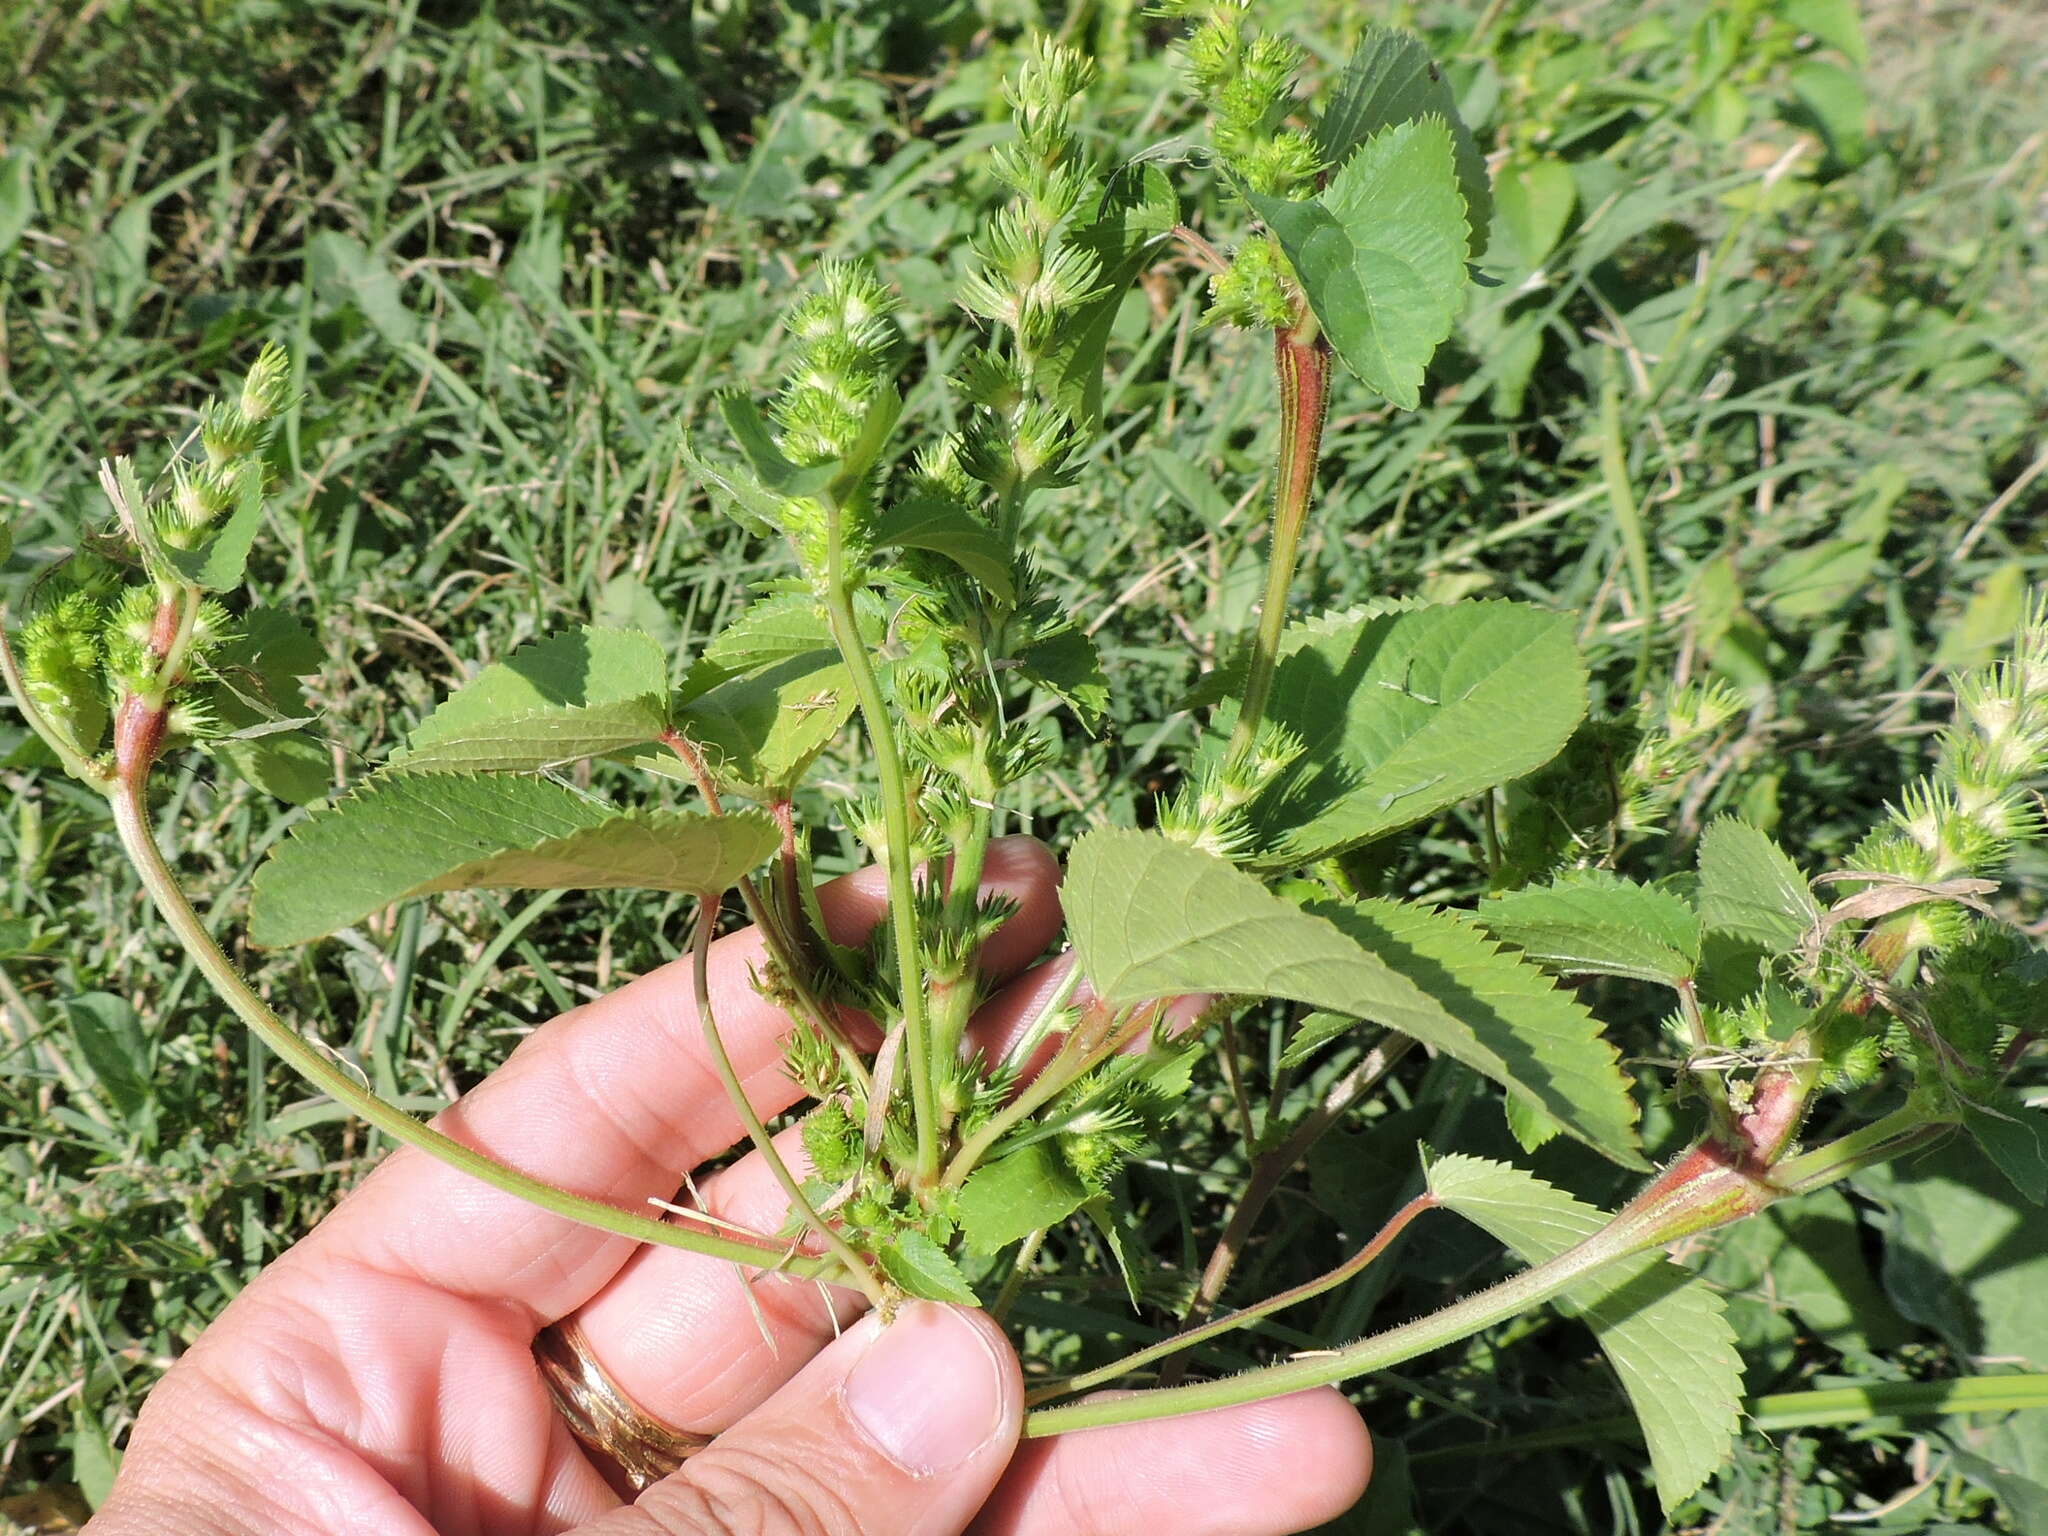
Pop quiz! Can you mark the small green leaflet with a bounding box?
[1477,869,1701,987]
[1017,624,1109,731]
[878,1228,979,1305]
[387,626,670,775]
[1249,119,1471,409]
[430,807,777,900]
[1041,162,1180,428]
[249,776,776,944]
[1426,1153,1742,1512]
[161,458,268,592]
[1493,155,1576,270]
[1244,601,1588,865]
[1314,26,1493,256]
[678,590,883,698]
[201,607,329,804]
[870,495,1016,604]
[1696,817,1819,954]
[958,1142,1094,1255]
[1960,1093,2048,1206]
[717,393,833,499]
[678,436,781,535]
[62,993,153,1121]
[663,650,855,798]
[1064,830,1641,1164]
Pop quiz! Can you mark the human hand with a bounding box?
[88,839,1372,1535]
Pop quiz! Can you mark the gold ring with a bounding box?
[533,1317,714,1491]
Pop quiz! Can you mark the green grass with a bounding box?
[3,0,2047,1527]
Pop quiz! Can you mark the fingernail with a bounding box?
[842,1303,1004,1476]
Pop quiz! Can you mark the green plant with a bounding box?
[6,4,2046,1525]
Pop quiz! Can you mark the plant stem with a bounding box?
[662,730,869,1097]
[1032,1192,1438,1407]
[942,991,1154,1189]
[1409,1373,2048,1462]
[1024,1095,1958,1438]
[1024,1204,1650,1437]
[106,771,817,1275]
[1770,1103,1954,1194]
[1163,1035,1417,1381]
[820,542,939,1187]
[989,1226,1046,1325]
[1225,323,1331,767]
[688,899,885,1305]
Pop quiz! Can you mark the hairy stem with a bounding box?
[662,730,869,1097]
[1025,1092,1952,1438]
[1225,323,1332,767]
[1163,1035,1417,1383]
[689,899,884,1305]
[1025,1202,1650,1437]
[1032,1192,1439,1407]
[821,542,939,1187]
[107,765,816,1274]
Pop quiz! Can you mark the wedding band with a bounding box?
[533,1317,714,1491]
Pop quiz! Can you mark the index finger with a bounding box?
[294,837,1063,1322]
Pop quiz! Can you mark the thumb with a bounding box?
[589,1302,1022,1536]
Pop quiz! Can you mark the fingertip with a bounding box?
[977,836,1063,975]
[813,836,1061,974]
[976,1388,1372,1536]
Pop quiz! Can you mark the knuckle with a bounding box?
[643,1443,866,1536]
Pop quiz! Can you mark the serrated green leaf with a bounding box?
[161,458,267,592]
[1960,1094,2048,1206]
[680,591,885,702]
[214,730,332,805]
[1503,1092,1563,1154]
[1426,1153,1741,1510]
[62,993,152,1120]
[1477,870,1701,986]
[1081,1195,1144,1310]
[431,807,777,901]
[871,494,1016,604]
[1314,26,1492,254]
[255,786,774,946]
[1042,163,1179,428]
[678,437,782,535]
[1244,601,1588,864]
[676,653,853,796]
[1065,830,1641,1163]
[1251,119,1470,407]
[1860,1140,2048,1370]
[1696,817,1819,954]
[199,607,329,802]
[250,775,611,945]
[718,394,833,498]
[388,626,670,774]
[958,1142,1094,1255]
[1017,624,1108,730]
[878,1227,979,1304]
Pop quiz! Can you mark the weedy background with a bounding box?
[2,0,2045,1530]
